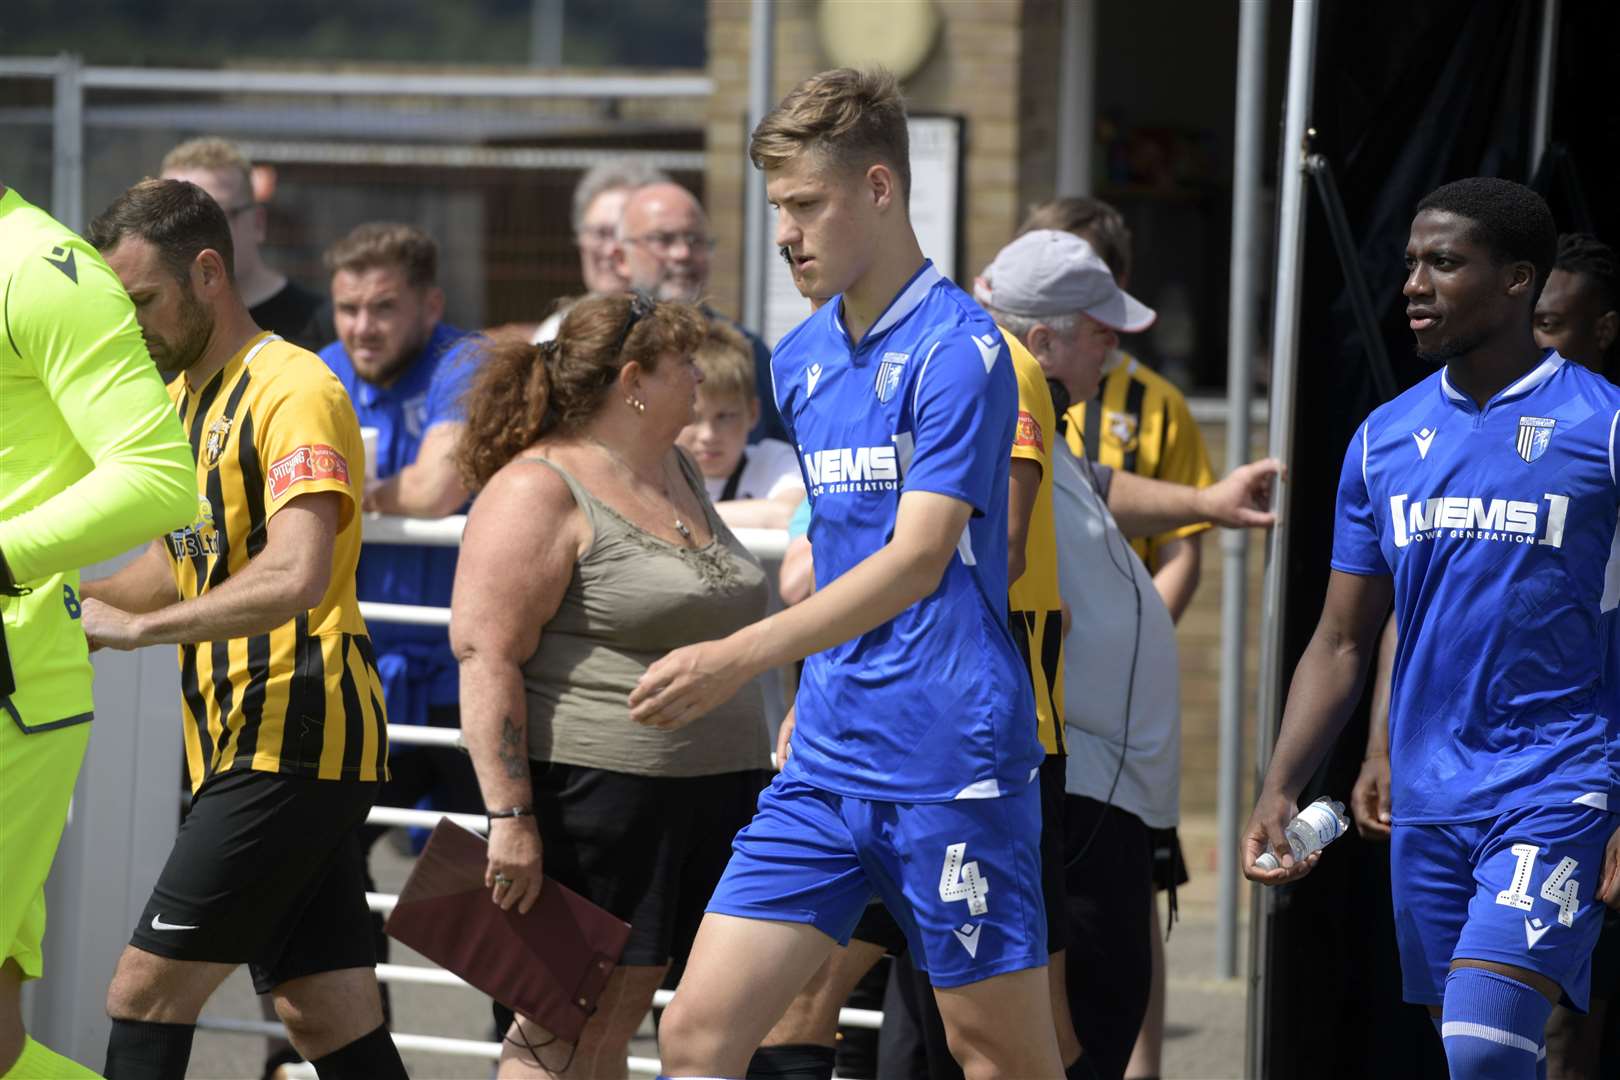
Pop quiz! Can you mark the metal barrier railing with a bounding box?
[193,512,854,1072]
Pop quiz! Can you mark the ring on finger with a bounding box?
[494,874,513,888]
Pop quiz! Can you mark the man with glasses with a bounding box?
[531,158,671,345]
[616,181,788,442]
[161,137,331,351]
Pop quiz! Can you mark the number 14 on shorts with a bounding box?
[1495,842,1580,933]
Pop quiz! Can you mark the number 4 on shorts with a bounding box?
[939,842,990,916]
[1495,843,1580,927]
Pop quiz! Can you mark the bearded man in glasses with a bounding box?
[616,181,787,443]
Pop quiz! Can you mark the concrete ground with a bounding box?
[186,815,1248,1079]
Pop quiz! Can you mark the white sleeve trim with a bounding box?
[1361,421,1371,489]
[1607,409,1618,488]
[912,339,944,416]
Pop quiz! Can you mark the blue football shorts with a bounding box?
[706,772,1048,988]
[1391,803,1617,1010]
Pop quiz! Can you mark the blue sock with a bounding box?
[1440,968,1552,1079]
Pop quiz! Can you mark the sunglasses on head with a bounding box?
[611,290,656,358]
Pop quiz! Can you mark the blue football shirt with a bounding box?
[321,323,481,721]
[1332,352,1620,823]
[772,261,1041,803]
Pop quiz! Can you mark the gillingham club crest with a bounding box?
[1516,416,1556,463]
[875,351,908,404]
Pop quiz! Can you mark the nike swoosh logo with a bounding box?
[972,333,1001,373]
[44,246,78,284]
[953,923,982,958]
[1413,429,1436,459]
[806,363,823,398]
[1524,917,1552,949]
[150,914,199,931]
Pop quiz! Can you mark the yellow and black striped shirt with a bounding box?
[166,331,386,792]
[1067,350,1214,571]
[1004,330,1066,756]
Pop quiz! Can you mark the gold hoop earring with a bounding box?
[625,395,646,414]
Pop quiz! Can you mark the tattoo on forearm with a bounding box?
[498,714,527,780]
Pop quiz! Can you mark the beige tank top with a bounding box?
[518,452,772,776]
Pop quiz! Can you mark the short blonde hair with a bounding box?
[749,68,910,202]
[693,321,757,405]
[161,137,253,193]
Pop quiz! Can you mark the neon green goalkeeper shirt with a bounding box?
[0,186,194,731]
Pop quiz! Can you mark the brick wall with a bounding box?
[704,0,1061,321]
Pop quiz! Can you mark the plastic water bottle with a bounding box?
[1254,797,1349,870]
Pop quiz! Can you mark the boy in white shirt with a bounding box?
[677,320,805,528]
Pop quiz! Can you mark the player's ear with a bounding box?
[1506,261,1536,300]
[1595,310,1619,353]
[866,163,897,212]
[194,248,229,295]
[422,284,446,324]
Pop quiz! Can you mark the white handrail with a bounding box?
[366,806,487,832]
[361,513,466,547]
[358,599,452,627]
[196,1015,504,1061]
[377,962,470,989]
[386,724,463,748]
[362,512,792,560]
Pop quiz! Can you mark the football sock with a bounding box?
[104,1018,196,1080]
[746,1042,837,1080]
[1440,968,1552,1080]
[3,1036,100,1078]
[310,1024,407,1080]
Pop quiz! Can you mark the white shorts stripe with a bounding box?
[1440,1021,1540,1055]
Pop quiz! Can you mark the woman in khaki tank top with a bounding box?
[451,294,772,1078]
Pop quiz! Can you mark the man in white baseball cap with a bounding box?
[976,228,1157,409]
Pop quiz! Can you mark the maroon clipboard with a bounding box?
[384,819,631,1044]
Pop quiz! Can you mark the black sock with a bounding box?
[104,1018,196,1080]
[746,1042,837,1080]
[1065,1054,1104,1080]
[310,1023,407,1080]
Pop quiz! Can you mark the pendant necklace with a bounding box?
[584,435,694,544]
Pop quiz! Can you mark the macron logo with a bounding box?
[1413,428,1436,460]
[972,333,1001,373]
[953,923,983,958]
[1525,917,1552,949]
[806,362,823,398]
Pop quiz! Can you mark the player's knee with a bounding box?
[656,995,722,1071]
[104,963,158,1021]
[1441,967,1553,1079]
[273,988,350,1049]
